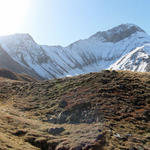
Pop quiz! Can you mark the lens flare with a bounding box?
[0,0,30,35]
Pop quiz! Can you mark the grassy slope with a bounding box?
[0,70,150,149]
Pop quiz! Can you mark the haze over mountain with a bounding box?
[0,24,150,79]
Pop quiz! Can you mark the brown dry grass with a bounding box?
[0,70,150,149]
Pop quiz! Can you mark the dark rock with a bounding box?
[47,117,57,124]
[13,129,27,136]
[98,129,102,132]
[56,146,69,150]
[143,109,150,121]
[96,134,104,141]
[48,127,65,135]
[71,146,82,150]
[57,111,70,124]
[146,136,150,141]
[59,100,68,108]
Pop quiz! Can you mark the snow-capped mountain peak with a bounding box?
[0,24,150,79]
[109,44,150,72]
[90,24,145,43]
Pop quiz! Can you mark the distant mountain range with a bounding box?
[0,23,150,79]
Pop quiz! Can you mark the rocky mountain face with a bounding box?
[0,45,43,80]
[0,24,150,79]
[110,44,150,72]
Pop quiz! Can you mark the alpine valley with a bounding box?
[0,24,150,150]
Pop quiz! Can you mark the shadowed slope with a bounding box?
[0,46,43,80]
[0,68,36,82]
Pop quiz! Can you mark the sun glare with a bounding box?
[0,0,30,35]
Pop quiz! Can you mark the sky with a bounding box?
[0,0,150,46]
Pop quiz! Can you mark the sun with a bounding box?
[0,0,30,35]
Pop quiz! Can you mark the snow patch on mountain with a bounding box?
[0,24,149,79]
[109,44,150,72]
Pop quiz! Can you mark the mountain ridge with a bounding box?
[109,44,150,72]
[0,24,150,79]
[90,23,145,43]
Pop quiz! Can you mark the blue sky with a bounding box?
[17,0,150,46]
